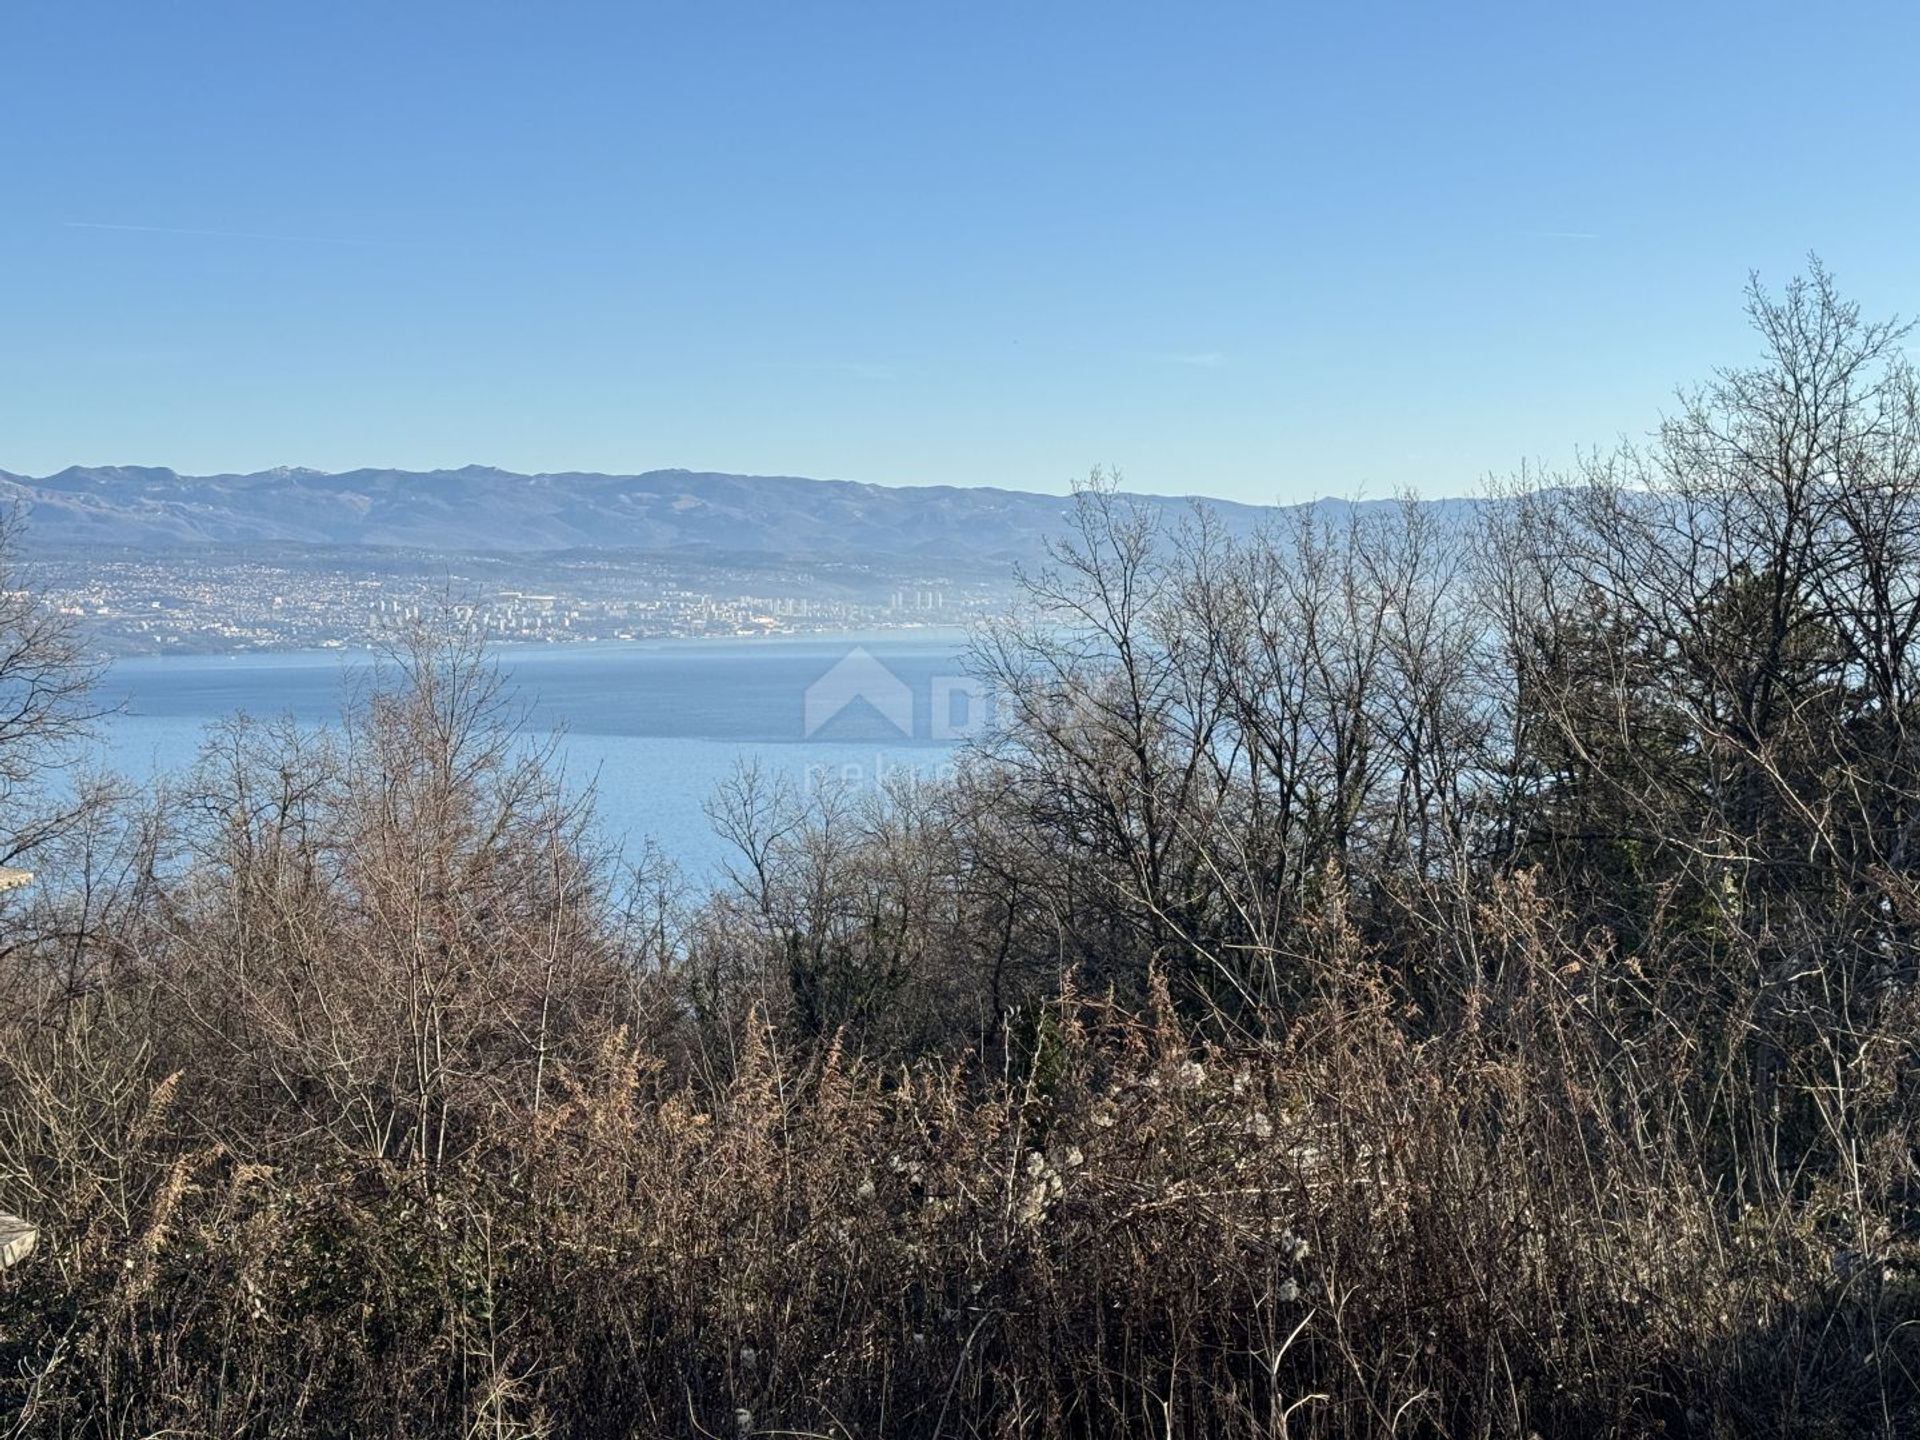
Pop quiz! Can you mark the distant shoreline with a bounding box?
[100,624,977,670]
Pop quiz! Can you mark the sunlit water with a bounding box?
[89,632,974,877]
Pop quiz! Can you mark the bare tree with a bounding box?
[0,506,110,869]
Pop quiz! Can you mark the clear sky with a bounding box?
[4,1,1917,504]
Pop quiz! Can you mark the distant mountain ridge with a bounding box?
[0,465,1323,565]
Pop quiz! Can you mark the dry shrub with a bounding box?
[2,865,1912,1438]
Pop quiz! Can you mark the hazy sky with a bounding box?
[5,1,1917,503]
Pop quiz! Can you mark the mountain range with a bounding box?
[0,465,1324,567]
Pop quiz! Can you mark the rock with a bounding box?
[0,1213,36,1268]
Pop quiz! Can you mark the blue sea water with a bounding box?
[90,633,974,876]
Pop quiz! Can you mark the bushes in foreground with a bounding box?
[6,879,1914,1437]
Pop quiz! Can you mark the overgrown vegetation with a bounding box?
[3,266,1919,1436]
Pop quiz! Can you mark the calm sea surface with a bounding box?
[91,632,972,876]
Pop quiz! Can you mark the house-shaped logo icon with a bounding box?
[804,647,915,738]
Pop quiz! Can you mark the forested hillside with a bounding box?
[1,268,1916,1437]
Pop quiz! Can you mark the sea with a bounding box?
[88,632,976,878]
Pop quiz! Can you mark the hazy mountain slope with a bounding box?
[0,465,1362,563]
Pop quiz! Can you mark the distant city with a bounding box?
[21,544,1007,655]
[0,463,1314,656]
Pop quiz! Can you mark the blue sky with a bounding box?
[4,1,1916,504]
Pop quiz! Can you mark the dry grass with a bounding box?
[2,869,1912,1438]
